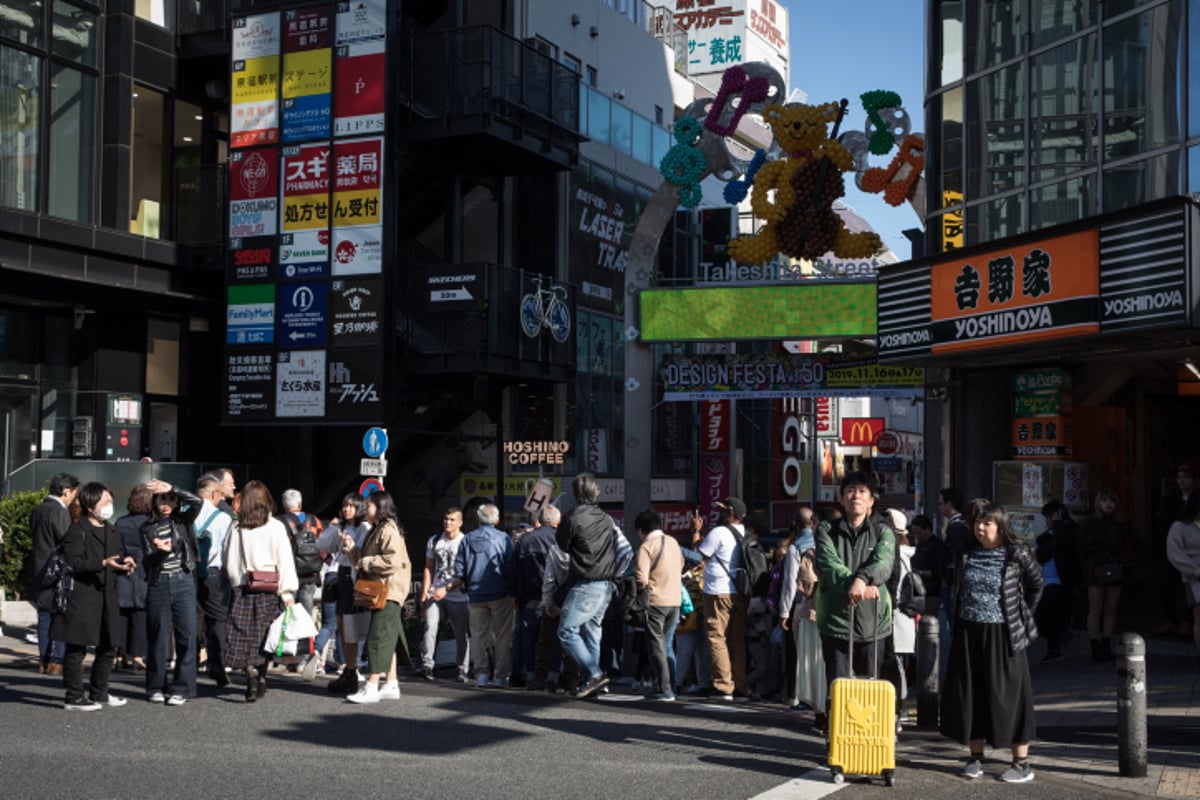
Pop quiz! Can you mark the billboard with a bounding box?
[640,283,876,341]
[331,136,383,275]
[229,148,279,238]
[231,13,281,148]
[661,353,922,400]
[227,283,275,345]
[329,277,383,345]
[224,350,275,421]
[276,349,326,417]
[281,6,332,142]
[334,0,386,136]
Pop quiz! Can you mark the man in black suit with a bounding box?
[30,472,80,674]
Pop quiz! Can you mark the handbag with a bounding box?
[1091,561,1124,586]
[353,577,388,610]
[239,525,280,594]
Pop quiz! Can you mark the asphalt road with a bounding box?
[0,663,1146,800]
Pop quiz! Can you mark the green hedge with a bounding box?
[0,490,48,600]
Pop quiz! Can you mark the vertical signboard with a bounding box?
[334,0,387,137]
[331,136,384,275]
[276,349,326,417]
[229,148,279,239]
[231,12,281,147]
[675,0,747,76]
[281,6,333,142]
[700,399,731,527]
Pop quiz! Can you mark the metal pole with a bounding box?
[1115,632,1148,778]
[916,613,939,727]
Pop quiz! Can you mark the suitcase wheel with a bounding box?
[883,770,895,787]
[831,768,844,785]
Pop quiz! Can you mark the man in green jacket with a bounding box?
[815,470,896,723]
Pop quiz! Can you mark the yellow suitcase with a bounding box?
[827,601,896,786]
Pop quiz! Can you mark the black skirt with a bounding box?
[940,619,1036,748]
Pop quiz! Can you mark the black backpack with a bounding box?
[716,525,771,597]
[42,545,74,613]
[281,513,323,577]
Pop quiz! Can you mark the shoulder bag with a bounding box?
[239,525,280,594]
[351,526,387,609]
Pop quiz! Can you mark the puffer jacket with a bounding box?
[952,541,1043,656]
[814,515,895,641]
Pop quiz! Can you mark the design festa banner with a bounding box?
[661,353,924,400]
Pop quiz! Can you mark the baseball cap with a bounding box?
[716,497,747,519]
[882,508,908,534]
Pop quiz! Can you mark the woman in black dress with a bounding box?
[940,502,1042,783]
[52,481,136,710]
[114,485,151,672]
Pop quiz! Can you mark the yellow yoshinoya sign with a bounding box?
[639,282,876,341]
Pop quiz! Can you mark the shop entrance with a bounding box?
[0,386,37,494]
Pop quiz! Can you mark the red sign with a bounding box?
[333,51,386,137]
[699,453,731,529]
[875,430,900,455]
[815,397,835,436]
[702,400,729,452]
[229,148,278,203]
[841,417,885,446]
[284,6,332,51]
[359,477,384,497]
[610,503,695,539]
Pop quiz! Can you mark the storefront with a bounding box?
[877,196,1199,547]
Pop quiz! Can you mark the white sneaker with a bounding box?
[301,655,318,682]
[148,691,166,704]
[166,695,187,706]
[476,673,489,688]
[378,680,401,700]
[99,694,127,707]
[346,683,380,704]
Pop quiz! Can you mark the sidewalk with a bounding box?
[898,628,1199,798]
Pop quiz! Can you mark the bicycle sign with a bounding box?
[520,276,571,343]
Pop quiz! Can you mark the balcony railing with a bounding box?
[579,84,672,168]
[400,24,581,137]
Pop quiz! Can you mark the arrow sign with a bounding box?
[430,286,474,303]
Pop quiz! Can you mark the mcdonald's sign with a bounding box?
[841,417,885,446]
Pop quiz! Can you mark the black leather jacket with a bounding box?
[952,541,1043,656]
[141,487,203,585]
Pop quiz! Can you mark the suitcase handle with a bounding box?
[846,597,882,679]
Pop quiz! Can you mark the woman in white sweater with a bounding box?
[1166,509,1200,666]
[223,480,299,701]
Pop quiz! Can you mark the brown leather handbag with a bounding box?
[353,578,387,610]
[240,527,280,594]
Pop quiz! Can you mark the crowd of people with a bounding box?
[21,462,1200,783]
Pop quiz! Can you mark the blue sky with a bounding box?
[785,1,926,259]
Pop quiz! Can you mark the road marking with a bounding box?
[749,769,845,800]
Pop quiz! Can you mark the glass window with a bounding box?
[1101,150,1179,212]
[940,86,964,204]
[52,1,98,67]
[971,0,1023,70]
[1103,0,1160,20]
[1190,145,1200,192]
[1033,0,1095,47]
[586,85,610,144]
[0,0,44,47]
[586,65,597,86]
[1032,175,1095,229]
[610,101,632,156]
[134,0,173,30]
[966,192,1024,246]
[931,0,963,88]
[632,113,651,165]
[966,62,1025,197]
[934,206,965,253]
[1191,0,1200,137]
[130,85,165,237]
[1102,4,1182,161]
[47,64,95,222]
[0,45,40,212]
[1032,35,1097,181]
[562,52,581,74]
[652,124,671,167]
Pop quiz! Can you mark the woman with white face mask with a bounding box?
[51,481,136,710]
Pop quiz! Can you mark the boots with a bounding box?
[327,666,359,695]
[245,667,259,702]
[256,665,268,699]
[1100,636,1114,661]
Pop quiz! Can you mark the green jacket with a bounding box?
[814,515,895,641]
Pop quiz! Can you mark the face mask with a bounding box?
[97,505,114,521]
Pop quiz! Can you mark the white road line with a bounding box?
[749,768,845,800]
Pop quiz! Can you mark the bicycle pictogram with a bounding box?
[520,276,571,343]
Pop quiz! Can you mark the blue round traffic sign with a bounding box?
[359,478,385,497]
[362,427,388,458]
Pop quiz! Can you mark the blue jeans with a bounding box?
[511,604,541,681]
[37,608,65,665]
[315,597,343,666]
[557,579,611,680]
[146,571,198,698]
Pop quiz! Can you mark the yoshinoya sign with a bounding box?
[930,230,1100,354]
[1098,206,1188,332]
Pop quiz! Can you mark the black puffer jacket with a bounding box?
[952,542,1043,656]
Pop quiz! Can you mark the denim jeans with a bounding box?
[421,597,470,674]
[146,571,198,697]
[37,608,65,665]
[511,604,541,681]
[315,598,342,665]
[557,579,611,680]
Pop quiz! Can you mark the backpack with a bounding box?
[715,525,771,597]
[42,545,74,613]
[893,548,925,617]
[614,538,667,628]
[281,513,323,577]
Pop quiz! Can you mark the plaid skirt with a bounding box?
[225,589,283,669]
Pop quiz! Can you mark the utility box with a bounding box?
[70,416,93,458]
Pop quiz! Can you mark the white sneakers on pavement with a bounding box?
[378,680,401,700]
[346,682,381,704]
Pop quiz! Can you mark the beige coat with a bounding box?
[344,519,411,603]
[633,531,684,607]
